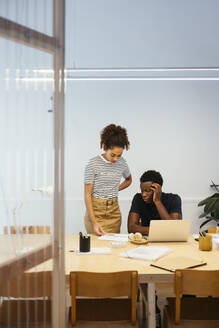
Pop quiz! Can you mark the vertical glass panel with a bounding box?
[0,31,54,328]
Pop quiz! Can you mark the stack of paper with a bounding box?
[212,234,219,250]
[119,246,173,261]
[212,234,219,239]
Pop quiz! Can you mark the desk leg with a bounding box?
[146,282,156,328]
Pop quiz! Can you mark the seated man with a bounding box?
[128,170,182,235]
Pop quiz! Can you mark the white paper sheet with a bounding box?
[119,246,173,261]
[213,239,219,250]
[76,247,111,255]
[98,234,129,242]
[212,234,219,239]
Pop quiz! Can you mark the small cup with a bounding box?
[79,234,90,252]
[199,234,212,251]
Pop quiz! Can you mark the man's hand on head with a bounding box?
[151,183,162,203]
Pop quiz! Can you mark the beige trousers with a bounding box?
[84,197,121,234]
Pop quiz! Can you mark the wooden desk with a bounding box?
[28,234,219,328]
[0,234,52,284]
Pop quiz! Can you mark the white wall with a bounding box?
[1,1,219,234]
[64,81,219,233]
[66,0,219,67]
[65,0,219,233]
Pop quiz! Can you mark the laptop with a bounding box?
[148,220,191,242]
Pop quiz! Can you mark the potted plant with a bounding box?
[198,181,219,235]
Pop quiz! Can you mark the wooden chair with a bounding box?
[4,225,51,234]
[69,271,138,326]
[163,270,219,328]
[28,225,51,234]
[0,272,52,326]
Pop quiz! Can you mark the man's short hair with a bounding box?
[140,170,163,186]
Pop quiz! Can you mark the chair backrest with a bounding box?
[28,226,51,234]
[70,271,138,325]
[4,225,51,234]
[175,269,219,323]
[0,272,52,324]
[0,272,52,298]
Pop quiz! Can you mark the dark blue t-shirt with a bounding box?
[129,192,182,226]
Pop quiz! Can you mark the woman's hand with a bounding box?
[93,222,105,236]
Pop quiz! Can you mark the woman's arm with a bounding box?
[119,175,132,191]
[84,184,105,236]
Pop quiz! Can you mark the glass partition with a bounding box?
[0,1,65,327]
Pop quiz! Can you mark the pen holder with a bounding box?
[79,234,90,252]
[199,234,212,251]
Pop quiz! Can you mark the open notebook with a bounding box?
[150,256,207,272]
[119,246,173,261]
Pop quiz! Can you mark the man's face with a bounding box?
[140,181,153,203]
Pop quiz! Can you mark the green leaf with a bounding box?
[204,198,218,214]
[198,195,215,206]
[211,180,219,193]
[210,200,219,216]
[215,207,219,220]
[199,212,207,218]
[200,218,213,230]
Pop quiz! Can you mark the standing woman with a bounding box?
[84,124,132,235]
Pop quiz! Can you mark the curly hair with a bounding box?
[140,170,163,186]
[100,124,130,150]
